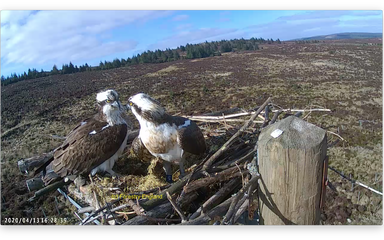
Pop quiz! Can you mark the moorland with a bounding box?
[1,39,382,224]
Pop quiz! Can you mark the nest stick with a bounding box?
[202,97,272,173]
[184,107,330,122]
[183,112,266,121]
[221,174,260,225]
[126,199,147,216]
[212,148,255,171]
[189,177,241,220]
[189,118,264,124]
[180,196,234,225]
[269,109,283,125]
[233,199,249,223]
[28,179,68,202]
[183,166,248,194]
[166,191,187,222]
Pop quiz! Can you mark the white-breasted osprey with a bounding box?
[34,89,130,185]
[127,93,206,183]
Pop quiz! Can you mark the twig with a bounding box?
[187,107,331,121]
[184,112,266,121]
[80,197,124,225]
[89,175,101,210]
[183,167,248,194]
[202,107,241,116]
[264,104,270,121]
[180,197,234,225]
[229,193,248,223]
[233,199,249,223]
[273,108,331,113]
[123,202,175,225]
[115,211,136,215]
[166,191,187,223]
[269,109,283,125]
[78,206,95,214]
[221,174,260,225]
[126,199,147,216]
[142,216,181,223]
[235,163,245,188]
[28,179,69,201]
[183,108,330,122]
[189,178,241,220]
[177,155,211,205]
[294,111,303,117]
[212,148,255,171]
[327,131,347,142]
[56,188,101,225]
[260,104,270,128]
[202,97,272,173]
[189,118,264,124]
[302,111,312,120]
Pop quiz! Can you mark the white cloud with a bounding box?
[245,11,383,40]
[277,11,344,21]
[172,14,189,21]
[1,10,35,25]
[246,19,340,40]
[1,10,171,67]
[175,23,193,31]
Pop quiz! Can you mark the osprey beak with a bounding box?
[111,101,119,108]
[126,104,131,111]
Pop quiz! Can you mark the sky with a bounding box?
[1,10,382,78]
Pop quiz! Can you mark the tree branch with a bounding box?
[202,97,272,173]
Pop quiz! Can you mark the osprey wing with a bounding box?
[51,117,128,177]
[173,116,206,155]
[131,136,153,162]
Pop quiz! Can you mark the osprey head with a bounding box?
[96,89,125,125]
[127,93,165,123]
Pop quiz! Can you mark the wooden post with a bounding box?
[257,116,327,225]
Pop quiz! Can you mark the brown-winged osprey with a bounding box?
[127,93,206,183]
[34,89,129,185]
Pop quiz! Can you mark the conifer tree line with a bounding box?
[1,37,281,86]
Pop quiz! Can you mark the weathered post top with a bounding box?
[258,116,327,225]
[258,115,326,150]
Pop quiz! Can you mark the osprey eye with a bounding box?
[106,99,112,103]
[129,102,133,106]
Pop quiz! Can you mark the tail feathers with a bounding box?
[34,158,62,186]
[42,170,61,186]
[41,164,61,186]
[33,156,54,177]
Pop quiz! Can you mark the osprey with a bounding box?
[35,89,130,185]
[127,93,206,183]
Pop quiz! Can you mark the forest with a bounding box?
[1,37,281,86]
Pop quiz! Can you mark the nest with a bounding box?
[26,98,339,225]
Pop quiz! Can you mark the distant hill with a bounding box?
[292,32,382,41]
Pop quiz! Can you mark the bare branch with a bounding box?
[202,97,272,172]
[166,191,187,223]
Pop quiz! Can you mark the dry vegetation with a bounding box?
[1,39,382,225]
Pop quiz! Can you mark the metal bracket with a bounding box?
[320,156,328,209]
